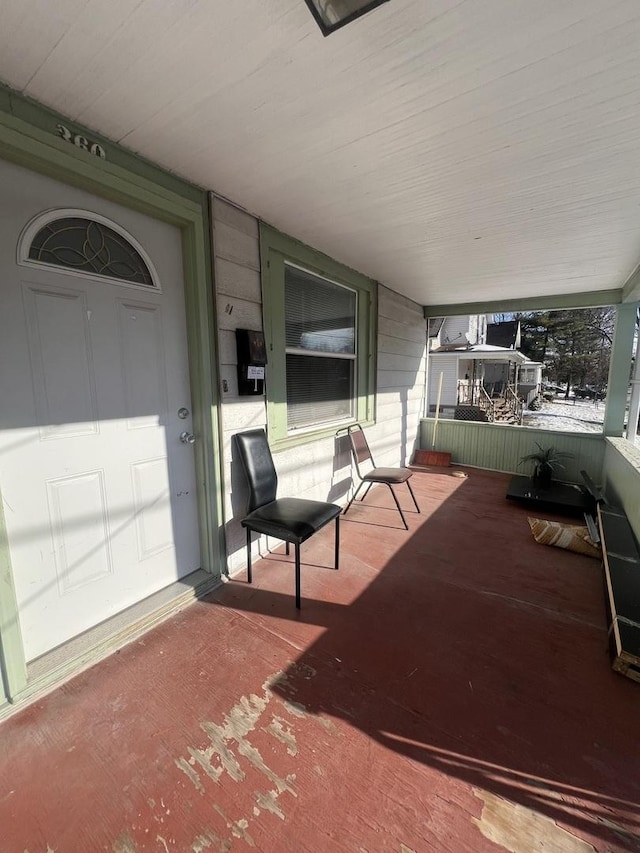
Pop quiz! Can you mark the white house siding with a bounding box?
[440,315,471,346]
[428,355,459,416]
[467,315,483,345]
[374,286,426,468]
[212,198,426,575]
[212,197,267,574]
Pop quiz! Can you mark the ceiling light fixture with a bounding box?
[304,0,390,36]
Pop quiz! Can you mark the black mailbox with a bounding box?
[235,328,267,396]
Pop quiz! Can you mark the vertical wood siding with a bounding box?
[419,418,605,484]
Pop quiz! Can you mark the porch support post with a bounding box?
[627,307,640,441]
[604,303,638,436]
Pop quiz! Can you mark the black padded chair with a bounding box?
[234,428,341,608]
[343,423,420,530]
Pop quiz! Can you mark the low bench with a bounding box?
[581,471,640,682]
[598,505,640,682]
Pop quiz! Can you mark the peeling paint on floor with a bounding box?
[173,666,338,849]
[473,788,597,852]
[3,468,640,853]
[264,716,297,756]
[255,789,286,820]
[112,830,137,853]
[191,826,233,852]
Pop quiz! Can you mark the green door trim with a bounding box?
[0,498,26,702]
[0,98,224,699]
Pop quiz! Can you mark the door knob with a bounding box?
[180,431,196,445]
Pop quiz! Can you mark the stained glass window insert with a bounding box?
[28,217,154,287]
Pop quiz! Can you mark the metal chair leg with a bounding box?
[406,479,420,513]
[294,544,301,609]
[360,482,373,502]
[246,527,253,583]
[386,484,409,530]
[334,514,340,570]
[285,541,290,556]
[343,480,364,515]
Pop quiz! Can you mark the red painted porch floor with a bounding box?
[1,468,640,853]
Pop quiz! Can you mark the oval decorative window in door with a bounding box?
[19,209,160,291]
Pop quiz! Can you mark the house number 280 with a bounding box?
[56,124,106,159]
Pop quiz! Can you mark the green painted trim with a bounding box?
[0,91,223,695]
[259,224,377,450]
[419,417,605,483]
[261,247,288,441]
[182,208,225,574]
[0,498,27,700]
[266,420,375,453]
[261,224,379,289]
[604,303,639,436]
[622,263,640,303]
[0,82,203,204]
[424,289,622,319]
[2,570,221,718]
[0,111,201,225]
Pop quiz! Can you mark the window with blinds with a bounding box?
[284,263,357,430]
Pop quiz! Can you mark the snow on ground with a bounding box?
[522,397,605,433]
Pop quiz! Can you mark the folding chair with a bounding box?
[342,423,420,530]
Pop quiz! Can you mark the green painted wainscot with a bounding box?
[418,418,640,545]
[418,419,606,485]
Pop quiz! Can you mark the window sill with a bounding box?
[269,419,374,453]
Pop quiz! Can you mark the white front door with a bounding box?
[0,159,200,661]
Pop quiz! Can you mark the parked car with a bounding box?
[573,386,605,400]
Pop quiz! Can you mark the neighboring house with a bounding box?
[518,361,545,406]
[427,316,540,422]
[486,319,521,349]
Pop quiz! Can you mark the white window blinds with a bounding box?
[284,263,357,430]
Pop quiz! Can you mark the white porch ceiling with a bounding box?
[2,0,640,308]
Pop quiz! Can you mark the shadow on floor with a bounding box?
[211,467,640,851]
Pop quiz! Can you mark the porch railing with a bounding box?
[506,384,524,424]
[456,379,477,405]
[478,385,496,422]
[525,387,538,408]
[457,380,496,421]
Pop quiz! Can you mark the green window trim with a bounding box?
[260,224,377,450]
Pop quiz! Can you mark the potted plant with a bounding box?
[519,443,572,489]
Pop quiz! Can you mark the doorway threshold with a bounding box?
[2,569,220,721]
